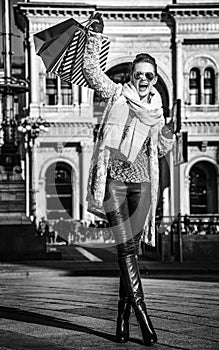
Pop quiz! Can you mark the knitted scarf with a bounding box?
[99,81,164,163]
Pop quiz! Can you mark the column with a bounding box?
[81,86,88,104]
[217,174,219,213]
[80,141,93,221]
[200,67,205,105]
[57,77,62,105]
[175,38,184,223]
[176,38,184,100]
[215,72,219,104]
[73,84,79,105]
[25,136,30,217]
[183,175,190,215]
[31,139,39,217]
[30,36,39,105]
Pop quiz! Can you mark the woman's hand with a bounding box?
[88,12,104,33]
[161,122,174,139]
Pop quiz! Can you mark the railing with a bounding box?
[38,215,219,249]
[144,214,219,262]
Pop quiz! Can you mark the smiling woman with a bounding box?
[131,53,158,100]
[82,12,175,347]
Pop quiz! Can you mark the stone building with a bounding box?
[11,0,219,234]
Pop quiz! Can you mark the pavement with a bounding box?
[0,243,219,281]
[0,256,218,350]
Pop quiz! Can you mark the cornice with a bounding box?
[15,4,164,20]
[14,2,165,32]
[14,2,219,32]
[167,5,219,19]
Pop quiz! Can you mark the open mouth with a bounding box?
[139,83,148,92]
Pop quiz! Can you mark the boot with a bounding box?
[116,277,131,343]
[118,254,157,346]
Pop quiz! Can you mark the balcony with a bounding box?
[182,104,219,141]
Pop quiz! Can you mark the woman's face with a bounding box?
[131,62,157,99]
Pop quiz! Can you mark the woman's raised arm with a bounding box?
[82,29,117,100]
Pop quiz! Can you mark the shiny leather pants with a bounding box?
[104,177,151,259]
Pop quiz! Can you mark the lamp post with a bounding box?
[18,112,49,217]
[0,0,29,174]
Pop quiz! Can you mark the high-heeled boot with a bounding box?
[118,254,157,346]
[116,277,131,343]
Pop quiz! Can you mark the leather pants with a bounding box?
[104,176,151,259]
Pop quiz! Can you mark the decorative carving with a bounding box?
[170,9,219,19]
[201,141,208,152]
[57,142,63,153]
[111,40,170,54]
[46,122,94,137]
[177,22,219,33]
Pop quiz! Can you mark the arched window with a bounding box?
[46,162,72,220]
[204,68,215,105]
[189,161,217,214]
[46,72,57,105]
[61,80,73,105]
[190,167,207,214]
[189,68,201,105]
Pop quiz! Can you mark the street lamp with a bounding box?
[18,114,49,143]
[18,113,50,217]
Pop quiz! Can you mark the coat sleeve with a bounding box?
[83,32,117,100]
[151,91,175,158]
[158,131,175,158]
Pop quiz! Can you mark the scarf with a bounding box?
[99,81,164,163]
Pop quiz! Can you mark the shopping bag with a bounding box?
[54,30,110,87]
[34,18,84,72]
[34,16,110,87]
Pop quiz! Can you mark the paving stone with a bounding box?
[0,267,218,349]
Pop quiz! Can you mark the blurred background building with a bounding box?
[0,0,219,260]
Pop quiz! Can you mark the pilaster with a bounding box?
[80,141,93,220]
[176,38,183,101]
[29,36,39,105]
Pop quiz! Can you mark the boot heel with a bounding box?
[116,299,131,343]
[133,300,157,346]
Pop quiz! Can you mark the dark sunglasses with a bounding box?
[133,71,155,81]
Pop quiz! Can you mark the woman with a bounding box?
[83,13,174,346]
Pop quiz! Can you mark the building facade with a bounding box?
[11,0,219,232]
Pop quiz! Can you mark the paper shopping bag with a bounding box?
[34,17,110,87]
[34,18,84,72]
[54,30,110,87]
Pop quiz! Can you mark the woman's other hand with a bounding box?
[161,122,174,139]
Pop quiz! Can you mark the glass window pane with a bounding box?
[61,81,73,105]
[204,68,215,105]
[46,162,72,218]
[46,73,57,105]
[189,68,201,105]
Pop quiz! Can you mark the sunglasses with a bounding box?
[133,71,155,81]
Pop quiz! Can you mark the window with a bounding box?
[46,162,72,220]
[61,80,73,105]
[46,72,57,105]
[189,161,217,214]
[189,68,201,105]
[190,167,207,214]
[204,68,215,105]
